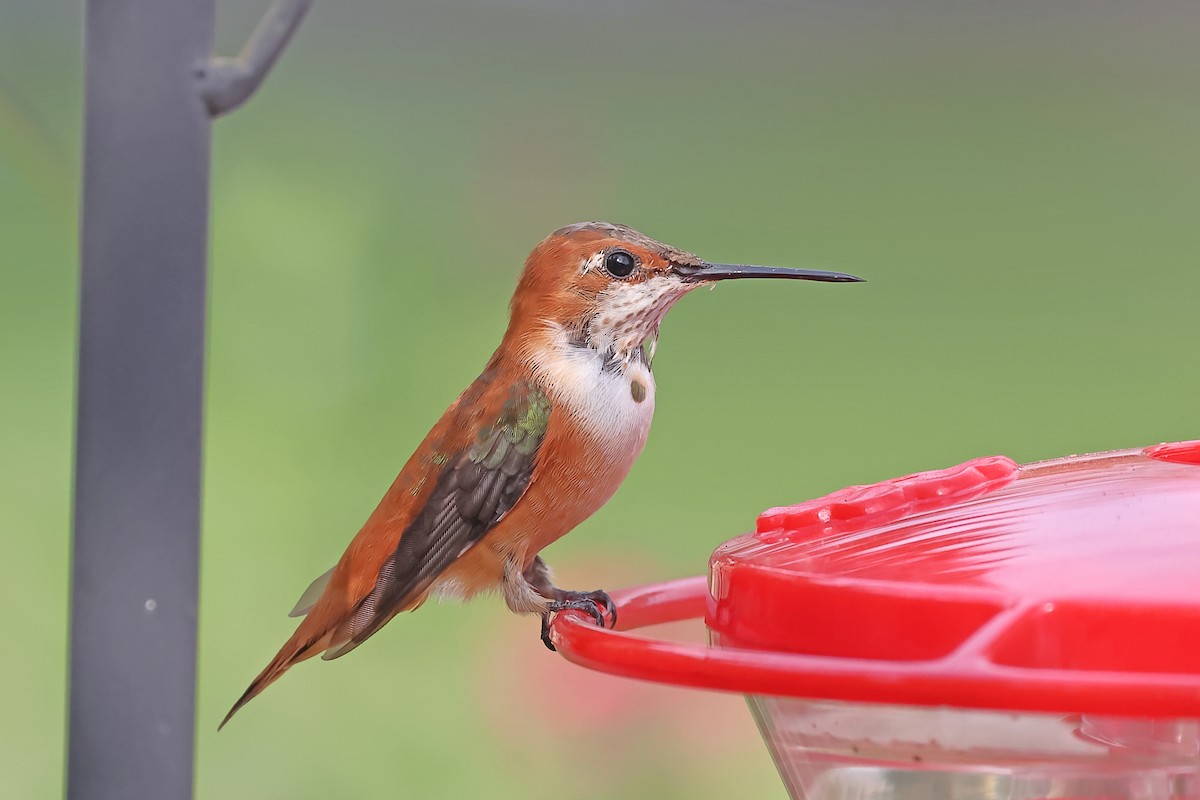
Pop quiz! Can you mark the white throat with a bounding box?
[529,323,657,454]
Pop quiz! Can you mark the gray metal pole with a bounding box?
[69,1,214,796]
[69,2,307,797]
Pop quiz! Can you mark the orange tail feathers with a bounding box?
[219,630,329,730]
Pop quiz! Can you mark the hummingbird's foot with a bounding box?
[539,590,617,652]
[562,589,618,628]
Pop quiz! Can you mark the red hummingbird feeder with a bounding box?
[549,440,1200,800]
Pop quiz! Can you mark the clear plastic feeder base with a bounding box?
[750,698,1200,800]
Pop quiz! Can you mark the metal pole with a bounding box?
[68,2,307,797]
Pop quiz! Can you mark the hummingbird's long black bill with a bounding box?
[677,262,864,283]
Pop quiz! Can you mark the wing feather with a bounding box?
[322,382,551,657]
[287,567,333,618]
[222,371,555,727]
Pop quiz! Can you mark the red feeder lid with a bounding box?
[550,442,1200,716]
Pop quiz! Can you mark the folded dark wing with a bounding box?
[323,383,550,657]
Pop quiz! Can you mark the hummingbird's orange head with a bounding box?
[505,221,861,364]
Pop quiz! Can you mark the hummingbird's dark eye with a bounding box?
[604,250,637,278]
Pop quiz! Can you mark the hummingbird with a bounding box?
[221,221,861,728]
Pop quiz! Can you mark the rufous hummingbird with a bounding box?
[222,221,861,727]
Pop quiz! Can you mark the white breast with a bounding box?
[530,324,656,460]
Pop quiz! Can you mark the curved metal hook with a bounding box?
[197,0,312,117]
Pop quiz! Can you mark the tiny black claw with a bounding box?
[549,597,604,626]
[583,599,606,627]
[592,590,618,628]
[557,590,617,628]
[539,589,619,651]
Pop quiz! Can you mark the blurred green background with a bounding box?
[3,0,1199,797]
